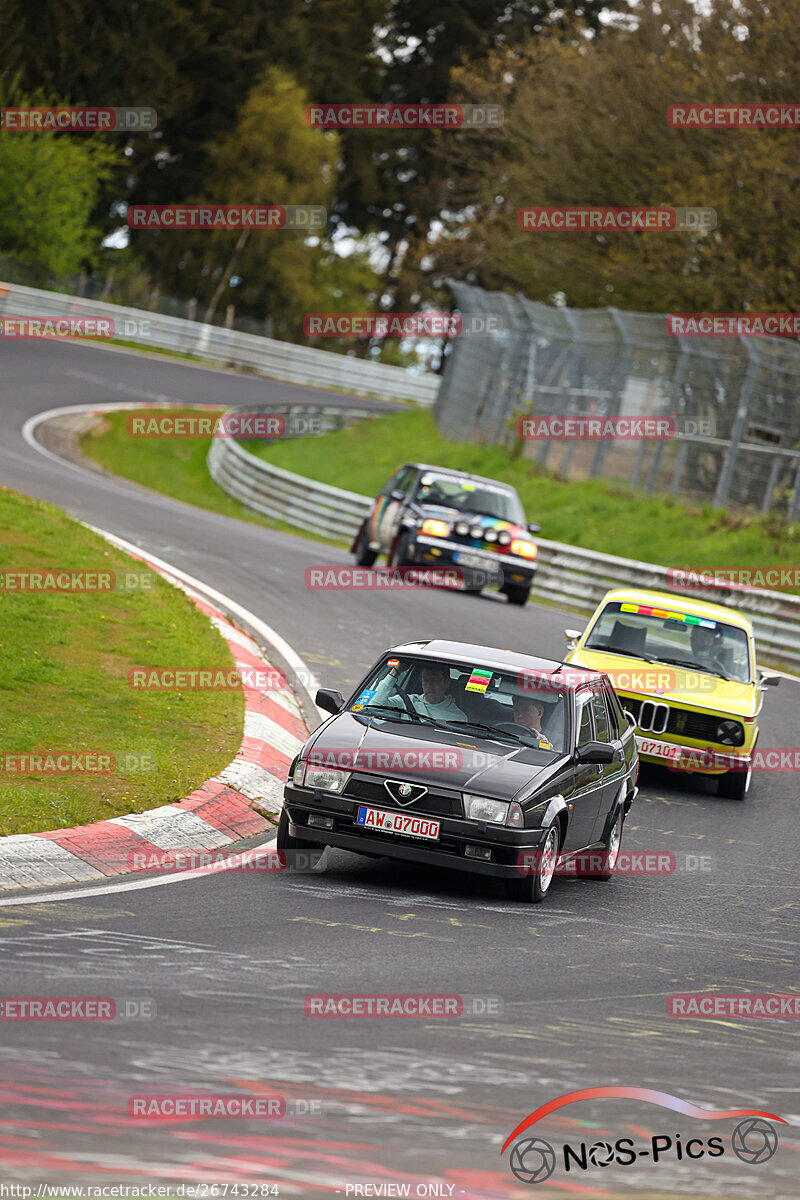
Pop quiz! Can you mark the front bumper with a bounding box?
[282,784,548,878]
[636,735,752,776]
[411,535,537,589]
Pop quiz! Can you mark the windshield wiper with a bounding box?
[584,644,658,662]
[358,704,453,729]
[648,655,734,682]
[443,719,535,747]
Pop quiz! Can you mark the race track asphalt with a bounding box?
[1,339,797,1197]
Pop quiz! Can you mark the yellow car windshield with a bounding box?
[584,602,752,683]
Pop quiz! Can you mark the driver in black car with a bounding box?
[370,661,466,721]
[511,694,554,749]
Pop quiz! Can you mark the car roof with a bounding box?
[402,463,520,493]
[388,639,604,689]
[600,587,753,631]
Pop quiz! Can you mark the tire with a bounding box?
[389,531,414,567]
[504,583,531,607]
[584,808,624,881]
[504,820,561,904]
[717,766,750,800]
[353,524,377,567]
[276,808,319,852]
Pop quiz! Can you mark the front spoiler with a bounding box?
[283,791,548,879]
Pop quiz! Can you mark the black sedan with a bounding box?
[278,640,639,903]
[350,463,540,605]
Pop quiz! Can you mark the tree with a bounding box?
[416,0,800,314]
[0,88,118,275]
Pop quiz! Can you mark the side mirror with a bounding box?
[527,522,541,534]
[316,688,345,715]
[564,628,583,647]
[575,740,615,764]
[758,671,780,688]
[389,489,405,502]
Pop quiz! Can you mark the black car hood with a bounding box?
[305,712,565,801]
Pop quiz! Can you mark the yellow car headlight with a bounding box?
[421,519,449,537]
[510,539,537,559]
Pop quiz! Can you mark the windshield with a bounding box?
[349,655,568,753]
[411,473,524,524]
[583,601,752,683]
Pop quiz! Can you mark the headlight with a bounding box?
[455,521,470,536]
[470,525,484,540]
[421,519,449,537]
[484,528,498,543]
[497,531,512,546]
[464,794,509,824]
[297,763,351,793]
[510,539,537,559]
[716,719,744,746]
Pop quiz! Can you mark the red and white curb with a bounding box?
[0,546,310,893]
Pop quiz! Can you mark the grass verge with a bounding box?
[81,405,800,567]
[0,487,242,836]
[248,409,800,568]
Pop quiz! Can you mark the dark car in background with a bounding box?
[278,640,639,903]
[350,463,540,605]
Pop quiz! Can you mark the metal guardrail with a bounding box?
[209,417,800,669]
[207,404,374,542]
[0,282,440,406]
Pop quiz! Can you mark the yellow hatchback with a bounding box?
[564,587,779,800]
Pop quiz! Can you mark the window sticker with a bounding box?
[465,668,492,693]
[356,687,377,704]
[620,603,716,628]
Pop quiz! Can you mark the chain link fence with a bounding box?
[436,283,800,521]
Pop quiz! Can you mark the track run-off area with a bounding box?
[1,338,798,1197]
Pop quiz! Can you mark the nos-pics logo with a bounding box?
[502,1087,783,1185]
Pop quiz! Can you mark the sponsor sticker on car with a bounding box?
[356,806,440,840]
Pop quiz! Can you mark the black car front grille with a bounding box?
[623,698,743,745]
[345,774,463,817]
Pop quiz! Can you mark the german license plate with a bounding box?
[453,551,488,570]
[356,806,440,840]
[637,737,683,761]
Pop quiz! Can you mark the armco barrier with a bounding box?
[0,282,439,406]
[208,418,800,669]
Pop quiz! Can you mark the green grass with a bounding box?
[247,409,800,568]
[0,488,242,836]
[81,404,800,567]
[80,408,339,543]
